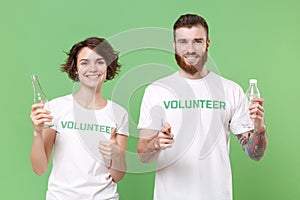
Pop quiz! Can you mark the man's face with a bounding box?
[174,25,210,74]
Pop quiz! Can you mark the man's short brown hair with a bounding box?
[173,14,209,39]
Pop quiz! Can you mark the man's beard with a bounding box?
[175,51,208,75]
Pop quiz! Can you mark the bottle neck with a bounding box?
[31,75,47,102]
[32,80,45,94]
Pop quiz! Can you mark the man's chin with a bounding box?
[179,63,199,75]
[175,54,199,75]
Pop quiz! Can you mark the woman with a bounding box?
[30,37,128,200]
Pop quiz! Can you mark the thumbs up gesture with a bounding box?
[110,127,117,144]
[98,128,121,168]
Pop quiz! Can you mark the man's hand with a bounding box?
[137,123,174,163]
[154,123,174,150]
[249,98,266,133]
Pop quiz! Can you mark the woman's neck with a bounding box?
[73,86,107,110]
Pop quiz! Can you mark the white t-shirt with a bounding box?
[46,94,128,200]
[138,72,253,200]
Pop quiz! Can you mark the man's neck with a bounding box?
[178,68,210,79]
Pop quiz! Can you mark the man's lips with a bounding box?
[184,55,198,58]
[184,55,198,63]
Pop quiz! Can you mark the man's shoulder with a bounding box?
[152,72,179,85]
[211,73,243,90]
[146,72,183,91]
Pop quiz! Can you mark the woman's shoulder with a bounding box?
[49,94,73,106]
[107,100,128,115]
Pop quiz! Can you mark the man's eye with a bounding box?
[179,41,187,44]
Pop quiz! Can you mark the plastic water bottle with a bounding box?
[245,79,260,105]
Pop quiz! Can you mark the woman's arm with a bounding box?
[98,129,128,183]
[108,134,128,182]
[30,103,56,175]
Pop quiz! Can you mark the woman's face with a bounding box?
[76,47,107,88]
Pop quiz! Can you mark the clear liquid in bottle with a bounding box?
[245,79,260,106]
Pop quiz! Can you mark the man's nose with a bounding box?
[187,42,196,54]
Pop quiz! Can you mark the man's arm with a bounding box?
[236,129,267,161]
[137,123,174,163]
[236,98,268,161]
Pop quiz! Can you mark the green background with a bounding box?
[1,0,299,199]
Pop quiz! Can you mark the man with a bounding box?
[137,14,267,200]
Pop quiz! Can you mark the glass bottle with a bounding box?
[31,74,54,128]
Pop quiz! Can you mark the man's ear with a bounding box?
[206,38,210,51]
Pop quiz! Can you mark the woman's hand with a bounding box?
[98,128,123,168]
[30,102,53,135]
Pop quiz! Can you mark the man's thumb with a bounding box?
[164,123,171,135]
[110,128,117,143]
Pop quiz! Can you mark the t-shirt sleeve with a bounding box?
[230,85,254,135]
[47,99,58,132]
[138,85,164,131]
[116,110,129,136]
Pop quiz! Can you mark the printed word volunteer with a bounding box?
[61,121,113,134]
[163,99,226,110]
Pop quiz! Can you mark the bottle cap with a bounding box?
[249,79,257,84]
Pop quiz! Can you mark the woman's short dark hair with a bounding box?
[61,37,121,81]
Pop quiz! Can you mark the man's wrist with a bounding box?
[152,137,161,151]
[254,124,266,135]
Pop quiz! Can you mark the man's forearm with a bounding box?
[137,137,161,163]
[237,130,268,161]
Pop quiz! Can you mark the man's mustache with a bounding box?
[183,53,198,56]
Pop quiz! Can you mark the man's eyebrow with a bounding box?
[177,38,187,41]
